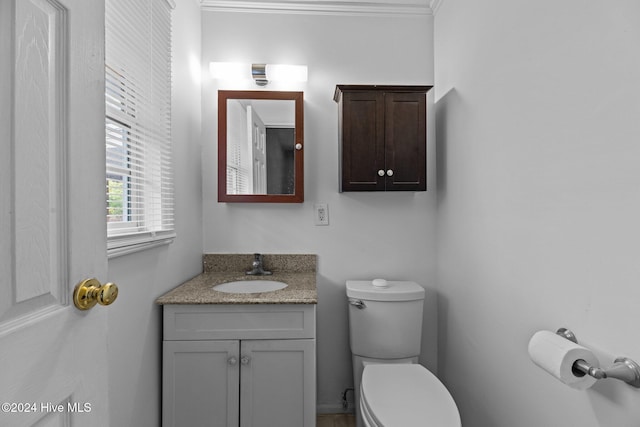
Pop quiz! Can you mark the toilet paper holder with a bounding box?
[556,328,640,388]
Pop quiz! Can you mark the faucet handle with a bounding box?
[252,253,262,267]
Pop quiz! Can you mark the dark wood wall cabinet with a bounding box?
[334,85,432,192]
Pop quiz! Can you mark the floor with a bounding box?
[317,413,356,427]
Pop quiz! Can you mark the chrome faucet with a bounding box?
[246,253,272,276]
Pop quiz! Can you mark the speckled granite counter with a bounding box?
[156,254,317,305]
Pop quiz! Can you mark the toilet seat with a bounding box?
[361,364,461,427]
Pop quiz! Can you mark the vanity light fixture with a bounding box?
[210,62,308,86]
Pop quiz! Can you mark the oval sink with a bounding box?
[212,280,288,294]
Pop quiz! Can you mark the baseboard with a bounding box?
[316,403,354,415]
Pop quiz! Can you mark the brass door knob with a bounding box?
[73,278,119,310]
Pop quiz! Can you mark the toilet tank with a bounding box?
[347,280,425,360]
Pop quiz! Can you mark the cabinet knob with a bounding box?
[295,143,303,150]
[386,169,394,177]
[228,356,238,366]
[241,355,251,365]
[377,169,385,177]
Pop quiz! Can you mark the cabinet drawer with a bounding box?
[163,304,316,340]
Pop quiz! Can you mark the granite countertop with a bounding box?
[155,254,317,305]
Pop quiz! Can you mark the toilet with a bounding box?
[347,280,461,427]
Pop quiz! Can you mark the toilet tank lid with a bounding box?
[346,280,425,301]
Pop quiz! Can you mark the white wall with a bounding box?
[435,1,640,426]
[201,11,437,411]
[107,1,203,425]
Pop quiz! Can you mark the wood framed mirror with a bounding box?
[218,90,304,203]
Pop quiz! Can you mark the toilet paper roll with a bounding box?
[528,330,599,390]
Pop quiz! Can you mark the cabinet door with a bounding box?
[240,339,316,427]
[163,340,240,427]
[340,91,386,191]
[384,91,427,191]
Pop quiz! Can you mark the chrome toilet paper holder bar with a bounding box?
[556,328,640,388]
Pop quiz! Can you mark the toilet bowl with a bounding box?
[360,364,461,427]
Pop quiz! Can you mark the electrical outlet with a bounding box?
[314,203,329,226]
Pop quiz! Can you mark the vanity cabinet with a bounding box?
[162,304,316,427]
[334,85,432,192]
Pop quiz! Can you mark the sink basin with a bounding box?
[212,280,288,294]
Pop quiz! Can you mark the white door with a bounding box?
[0,0,109,426]
[247,106,267,194]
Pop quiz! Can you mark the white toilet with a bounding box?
[347,280,461,427]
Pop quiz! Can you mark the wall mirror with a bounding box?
[218,90,304,203]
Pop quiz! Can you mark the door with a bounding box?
[0,0,108,426]
[248,106,267,194]
[384,91,427,191]
[163,340,240,427]
[340,90,386,191]
[240,339,316,427]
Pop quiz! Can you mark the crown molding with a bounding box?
[429,0,443,14]
[200,1,434,16]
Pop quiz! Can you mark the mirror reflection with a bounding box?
[218,91,304,203]
[226,99,295,195]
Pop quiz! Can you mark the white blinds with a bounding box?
[225,100,251,194]
[105,0,174,256]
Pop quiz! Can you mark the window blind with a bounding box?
[105,0,175,257]
[225,100,251,194]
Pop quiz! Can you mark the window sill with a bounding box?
[107,232,176,259]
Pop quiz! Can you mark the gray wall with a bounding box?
[105,2,640,424]
[435,0,640,425]
[201,10,437,411]
[107,1,203,425]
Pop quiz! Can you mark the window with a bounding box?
[225,100,252,194]
[105,0,175,257]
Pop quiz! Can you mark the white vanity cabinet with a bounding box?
[162,304,316,427]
